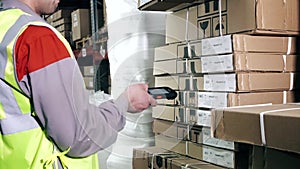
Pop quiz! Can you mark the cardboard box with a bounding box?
[179,76,191,91]
[56,23,72,32]
[155,135,187,155]
[166,6,198,43]
[200,53,297,73]
[153,119,236,151]
[132,146,169,169]
[155,75,179,90]
[175,107,208,125]
[83,66,94,76]
[212,103,300,154]
[152,105,179,121]
[176,60,188,74]
[197,0,227,38]
[188,142,236,168]
[51,18,71,28]
[177,40,202,58]
[153,119,188,140]
[169,157,210,169]
[166,0,299,40]
[132,146,226,169]
[177,34,299,58]
[201,34,298,56]
[179,76,204,91]
[190,91,294,109]
[224,0,300,35]
[153,60,177,75]
[198,0,300,37]
[201,127,236,150]
[189,59,202,74]
[83,76,94,89]
[188,108,212,127]
[203,72,295,92]
[72,9,91,41]
[152,153,182,169]
[46,9,73,23]
[154,43,179,61]
[188,163,226,169]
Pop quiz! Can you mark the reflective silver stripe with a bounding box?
[0,12,42,117]
[0,113,39,135]
[0,79,23,116]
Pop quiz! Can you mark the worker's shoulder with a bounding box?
[23,25,55,37]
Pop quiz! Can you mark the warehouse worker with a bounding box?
[0,0,157,168]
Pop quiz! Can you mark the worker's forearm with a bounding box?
[25,58,126,157]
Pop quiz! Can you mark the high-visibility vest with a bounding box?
[0,8,99,169]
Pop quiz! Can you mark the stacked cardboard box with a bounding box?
[46,9,73,42]
[81,65,95,90]
[212,103,300,154]
[211,103,300,169]
[165,0,299,43]
[71,9,91,41]
[150,0,300,168]
[133,146,227,169]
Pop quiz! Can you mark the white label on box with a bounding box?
[73,14,78,27]
[202,35,232,56]
[203,146,234,168]
[204,74,236,91]
[196,110,211,127]
[81,48,87,57]
[201,54,234,73]
[90,68,94,74]
[197,92,227,108]
[202,128,235,150]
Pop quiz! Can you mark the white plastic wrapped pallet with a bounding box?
[101,0,166,169]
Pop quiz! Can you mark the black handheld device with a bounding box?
[148,86,177,100]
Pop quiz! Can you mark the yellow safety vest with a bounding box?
[0,8,99,169]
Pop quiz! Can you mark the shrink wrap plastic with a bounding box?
[101,0,166,168]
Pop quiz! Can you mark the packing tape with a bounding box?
[283,55,287,72]
[259,107,300,145]
[185,124,190,156]
[283,91,287,104]
[185,8,189,42]
[218,0,223,36]
[287,37,292,55]
[290,73,294,90]
[220,103,272,110]
[185,8,192,58]
[189,75,193,91]
[185,58,189,74]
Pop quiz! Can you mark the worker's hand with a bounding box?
[126,83,157,113]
